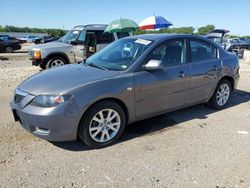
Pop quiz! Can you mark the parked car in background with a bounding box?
[34,36,59,44]
[239,38,250,50]
[28,24,129,69]
[206,29,244,59]
[0,35,21,53]
[11,34,239,148]
[19,35,39,43]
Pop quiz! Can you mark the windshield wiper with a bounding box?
[86,63,108,71]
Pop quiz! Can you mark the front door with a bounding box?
[85,31,97,58]
[73,30,85,63]
[134,38,191,118]
[188,39,221,104]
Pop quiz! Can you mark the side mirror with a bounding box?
[70,40,77,45]
[89,46,95,53]
[143,60,163,70]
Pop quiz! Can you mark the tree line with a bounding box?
[0,24,249,38]
[0,25,66,37]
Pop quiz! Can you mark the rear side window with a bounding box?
[190,40,217,62]
[95,31,114,44]
[117,32,129,39]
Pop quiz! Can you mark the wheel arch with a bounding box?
[78,97,129,129]
[219,75,235,90]
[45,52,70,64]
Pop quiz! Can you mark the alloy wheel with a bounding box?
[50,59,65,67]
[89,109,121,143]
[216,83,230,106]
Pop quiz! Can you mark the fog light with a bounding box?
[35,126,49,134]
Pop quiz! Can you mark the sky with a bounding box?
[0,0,250,35]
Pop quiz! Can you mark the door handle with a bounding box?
[177,71,186,78]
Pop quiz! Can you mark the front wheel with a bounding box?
[208,80,232,109]
[78,101,126,148]
[46,57,66,69]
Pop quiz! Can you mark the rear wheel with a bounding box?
[46,56,66,69]
[5,46,14,53]
[78,101,126,148]
[208,79,232,109]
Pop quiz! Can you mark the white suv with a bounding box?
[29,24,129,69]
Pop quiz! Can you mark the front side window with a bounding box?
[77,31,86,44]
[85,38,153,71]
[145,39,186,67]
[190,40,217,62]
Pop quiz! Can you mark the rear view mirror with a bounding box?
[143,60,163,70]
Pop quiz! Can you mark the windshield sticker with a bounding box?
[73,30,79,34]
[135,39,151,45]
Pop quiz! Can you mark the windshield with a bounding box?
[61,30,81,43]
[85,38,153,71]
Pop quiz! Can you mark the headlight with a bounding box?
[33,50,41,59]
[30,95,71,107]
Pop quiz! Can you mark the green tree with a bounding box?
[197,24,215,35]
[0,25,4,32]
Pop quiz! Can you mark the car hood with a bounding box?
[18,64,120,95]
[30,41,72,51]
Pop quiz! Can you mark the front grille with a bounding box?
[14,89,28,103]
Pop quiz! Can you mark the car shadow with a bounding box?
[51,89,250,151]
[0,56,9,60]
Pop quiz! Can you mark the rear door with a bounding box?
[95,31,114,52]
[188,39,221,104]
[134,38,191,118]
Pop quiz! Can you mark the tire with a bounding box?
[78,101,126,148]
[39,64,46,70]
[46,56,66,69]
[5,46,14,53]
[208,79,232,110]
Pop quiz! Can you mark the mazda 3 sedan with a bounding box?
[10,34,240,148]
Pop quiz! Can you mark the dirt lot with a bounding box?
[0,51,250,188]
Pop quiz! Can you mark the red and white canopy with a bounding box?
[139,16,173,30]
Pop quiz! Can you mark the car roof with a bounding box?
[73,24,108,31]
[129,34,208,41]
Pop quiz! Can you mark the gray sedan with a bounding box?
[10,34,240,148]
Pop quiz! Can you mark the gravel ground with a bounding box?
[0,52,250,188]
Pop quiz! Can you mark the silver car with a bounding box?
[29,24,129,69]
[10,34,240,148]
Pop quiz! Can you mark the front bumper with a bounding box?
[31,59,44,66]
[234,73,240,90]
[10,95,80,141]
